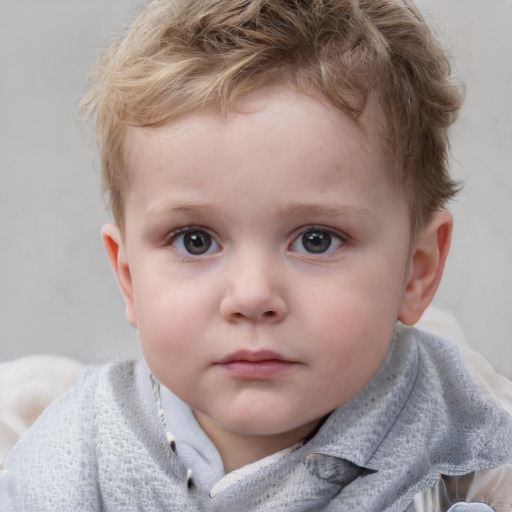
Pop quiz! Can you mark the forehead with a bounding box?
[124,85,390,172]
[121,86,397,217]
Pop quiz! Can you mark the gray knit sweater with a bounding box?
[1,326,511,511]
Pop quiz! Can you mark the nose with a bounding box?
[219,254,288,324]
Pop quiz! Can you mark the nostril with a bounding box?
[220,293,287,323]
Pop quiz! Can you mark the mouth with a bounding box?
[214,350,298,379]
[216,349,291,364]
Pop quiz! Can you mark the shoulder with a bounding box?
[398,325,509,422]
[403,328,512,512]
[372,326,512,510]
[21,360,141,439]
[407,326,512,435]
[402,326,512,458]
[0,361,141,511]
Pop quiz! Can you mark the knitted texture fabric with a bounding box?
[1,326,511,511]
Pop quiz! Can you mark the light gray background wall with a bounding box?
[0,0,511,378]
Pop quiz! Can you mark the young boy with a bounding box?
[1,0,511,510]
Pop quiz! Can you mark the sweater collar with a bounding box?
[303,324,419,472]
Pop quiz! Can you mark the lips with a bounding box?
[214,350,297,379]
[216,349,290,364]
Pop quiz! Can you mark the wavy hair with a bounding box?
[81,0,463,233]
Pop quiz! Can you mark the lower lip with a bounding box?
[217,359,296,379]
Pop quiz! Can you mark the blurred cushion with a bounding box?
[0,355,83,468]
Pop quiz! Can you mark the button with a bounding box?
[186,469,194,489]
[447,502,495,512]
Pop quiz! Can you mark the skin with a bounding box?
[102,86,452,473]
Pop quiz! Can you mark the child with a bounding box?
[1,0,511,510]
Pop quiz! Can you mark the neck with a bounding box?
[194,412,322,474]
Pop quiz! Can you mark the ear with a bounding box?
[101,223,137,327]
[398,211,453,325]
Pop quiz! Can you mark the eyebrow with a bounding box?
[144,201,222,221]
[276,202,373,221]
[144,201,373,223]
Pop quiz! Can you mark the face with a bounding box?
[110,87,415,444]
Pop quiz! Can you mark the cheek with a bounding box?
[309,260,404,321]
[134,261,214,316]
[133,283,206,359]
[298,257,406,357]
[136,298,203,392]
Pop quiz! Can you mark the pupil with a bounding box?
[302,231,331,253]
[184,231,211,255]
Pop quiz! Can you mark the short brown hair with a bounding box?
[81,0,463,233]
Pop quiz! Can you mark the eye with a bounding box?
[291,228,344,254]
[171,228,220,256]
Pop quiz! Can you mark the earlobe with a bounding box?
[101,224,137,327]
[398,211,453,326]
